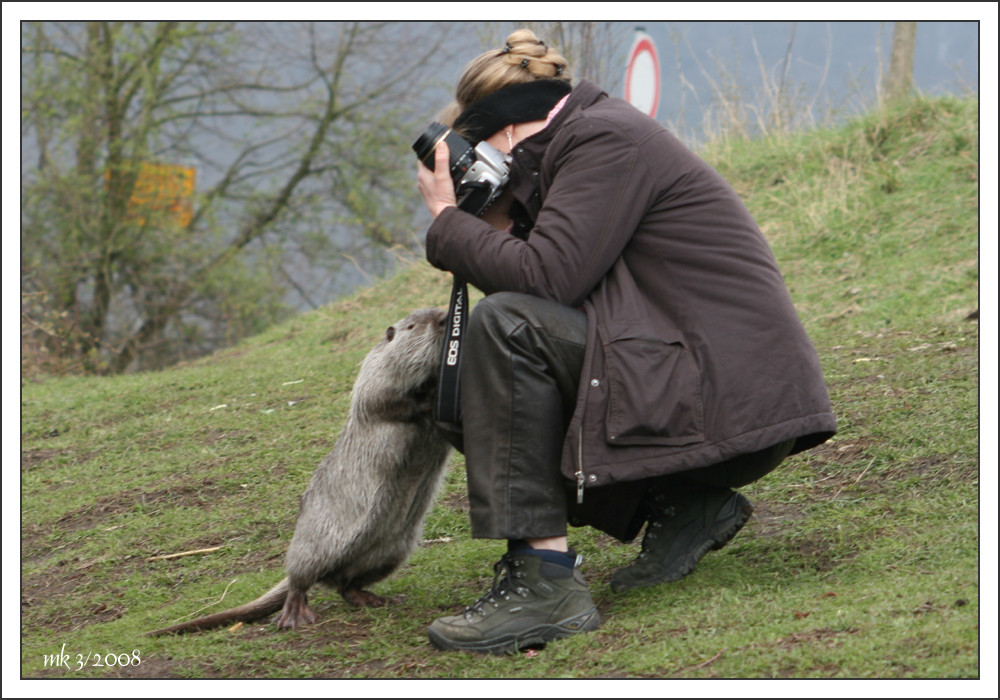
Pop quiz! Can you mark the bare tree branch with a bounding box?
[22,21,454,374]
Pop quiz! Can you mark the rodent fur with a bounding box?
[147,308,452,635]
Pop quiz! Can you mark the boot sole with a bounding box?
[427,607,601,655]
[611,492,754,593]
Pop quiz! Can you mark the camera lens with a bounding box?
[412,122,477,184]
[412,123,449,166]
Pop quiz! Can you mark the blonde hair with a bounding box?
[439,29,572,126]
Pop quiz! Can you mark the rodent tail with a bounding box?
[145,577,289,636]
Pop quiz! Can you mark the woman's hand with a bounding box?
[417,141,457,219]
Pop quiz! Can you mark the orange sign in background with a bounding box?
[111,163,196,228]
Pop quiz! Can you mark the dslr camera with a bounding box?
[413,122,511,217]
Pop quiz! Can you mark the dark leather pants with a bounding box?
[459,292,586,540]
[457,292,793,543]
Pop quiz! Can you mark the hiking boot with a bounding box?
[427,552,601,654]
[610,485,754,593]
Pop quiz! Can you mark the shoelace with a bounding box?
[463,555,527,620]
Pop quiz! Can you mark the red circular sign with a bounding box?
[624,32,661,119]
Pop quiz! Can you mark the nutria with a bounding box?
[147,308,453,636]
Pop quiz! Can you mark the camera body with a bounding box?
[413,122,511,216]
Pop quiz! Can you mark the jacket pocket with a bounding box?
[603,326,705,446]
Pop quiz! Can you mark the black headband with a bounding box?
[453,79,573,143]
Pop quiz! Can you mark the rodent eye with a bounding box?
[386,326,396,341]
[407,324,415,330]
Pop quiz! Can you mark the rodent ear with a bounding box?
[386,326,396,342]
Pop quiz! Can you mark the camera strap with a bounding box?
[435,276,467,429]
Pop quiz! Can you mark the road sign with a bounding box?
[108,162,196,228]
[624,30,661,119]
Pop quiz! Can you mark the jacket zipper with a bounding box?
[575,428,585,504]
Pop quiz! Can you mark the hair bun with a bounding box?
[500,29,570,80]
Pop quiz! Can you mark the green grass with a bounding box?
[18,95,980,681]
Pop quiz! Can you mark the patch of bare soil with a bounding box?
[35,473,244,537]
[435,488,470,513]
[22,447,77,471]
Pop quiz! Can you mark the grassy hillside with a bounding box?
[18,95,980,682]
